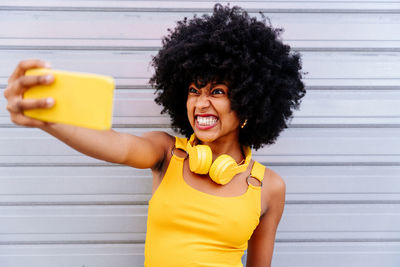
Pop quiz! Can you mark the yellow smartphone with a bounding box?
[23,69,115,130]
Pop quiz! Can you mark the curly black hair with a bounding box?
[150,4,306,150]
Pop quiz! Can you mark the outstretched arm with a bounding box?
[4,59,170,169]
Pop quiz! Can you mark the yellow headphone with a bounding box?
[185,134,252,185]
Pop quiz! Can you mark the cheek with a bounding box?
[186,100,194,123]
[225,111,240,128]
[186,97,194,109]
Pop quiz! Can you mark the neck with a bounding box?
[197,135,245,164]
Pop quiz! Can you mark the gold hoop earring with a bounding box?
[240,119,248,129]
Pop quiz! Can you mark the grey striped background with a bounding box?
[0,1,399,266]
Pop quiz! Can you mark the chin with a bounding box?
[193,131,216,143]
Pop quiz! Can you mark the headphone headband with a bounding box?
[186,133,251,184]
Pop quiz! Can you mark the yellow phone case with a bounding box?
[24,69,115,130]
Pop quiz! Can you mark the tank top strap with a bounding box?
[174,136,188,151]
[250,161,266,183]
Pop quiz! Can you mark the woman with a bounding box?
[4,4,305,267]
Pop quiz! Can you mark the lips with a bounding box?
[195,114,218,129]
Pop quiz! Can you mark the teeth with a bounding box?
[196,116,217,126]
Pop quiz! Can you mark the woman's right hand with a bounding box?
[3,60,171,169]
[4,59,55,128]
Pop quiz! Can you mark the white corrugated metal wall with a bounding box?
[1,1,399,266]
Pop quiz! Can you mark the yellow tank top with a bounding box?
[144,136,265,267]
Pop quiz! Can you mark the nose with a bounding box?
[195,92,211,109]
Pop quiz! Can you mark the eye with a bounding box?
[188,87,199,94]
[211,88,225,95]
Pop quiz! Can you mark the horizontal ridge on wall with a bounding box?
[2,242,400,267]
[2,12,399,43]
[1,88,399,127]
[1,204,400,243]
[1,165,400,204]
[2,43,400,52]
[1,1,400,13]
[0,128,399,165]
[1,50,398,82]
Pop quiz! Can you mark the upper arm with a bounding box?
[119,131,174,170]
[246,169,286,267]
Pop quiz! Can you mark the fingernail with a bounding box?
[46,98,54,106]
[44,62,52,68]
[45,75,53,83]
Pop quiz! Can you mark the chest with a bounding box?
[148,176,260,248]
[152,158,267,213]
[182,160,251,197]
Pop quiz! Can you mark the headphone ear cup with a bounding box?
[189,145,212,174]
[209,155,237,185]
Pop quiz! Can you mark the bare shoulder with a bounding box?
[261,167,286,215]
[120,131,176,170]
[142,130,176,154]
[265,168,286,195]
[141,131,175,148]
[140,131,176,169]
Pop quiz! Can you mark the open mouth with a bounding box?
[195,115,218,129]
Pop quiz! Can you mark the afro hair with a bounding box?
[150,4,306,150]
